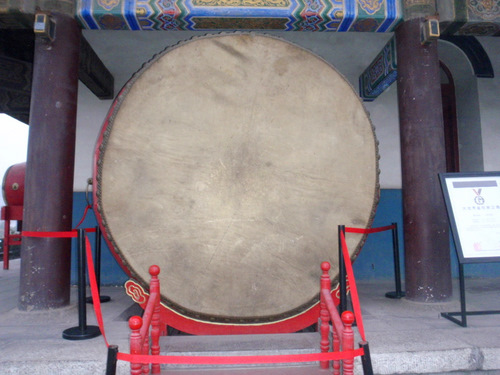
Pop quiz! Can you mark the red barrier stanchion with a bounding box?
[129,316,143,375]
[341,311,355,375]
[333,326,341,375]
[319,262,331,370]
[150,266,162,374]
[21,224,369,373]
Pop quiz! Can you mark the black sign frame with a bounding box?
[439,172,500,327]
[439,172,500,264]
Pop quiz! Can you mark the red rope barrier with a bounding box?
[22,230,78,238]
[22,228,96,238]
[344,224,395,234]
[75,204,92,229]
[117,349,365,365]
[83,231,367,367]
[85,235,109,347]
[340,230,366,342]
[20,224,367,368]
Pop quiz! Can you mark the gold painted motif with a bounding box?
[125,280,148,304]
[467,0,500,21]
[358,0,383,15]
[98,0,120,11]
[192,0,289,7]
[136,7,147,16]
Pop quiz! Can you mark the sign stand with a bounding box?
[441,262,500,327]
[439,172,500,327]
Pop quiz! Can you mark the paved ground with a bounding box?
[1,258,499,375]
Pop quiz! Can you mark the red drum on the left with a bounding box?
[2,162,25,206]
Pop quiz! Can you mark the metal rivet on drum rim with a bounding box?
[11,183,19,190]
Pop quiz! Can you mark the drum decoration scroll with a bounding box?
[94,33,379,333]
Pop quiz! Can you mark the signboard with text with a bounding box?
[440,172,500,264]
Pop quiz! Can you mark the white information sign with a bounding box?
[440,172,500,263]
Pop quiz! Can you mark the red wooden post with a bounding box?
[319,262,331,370]
[332,327,340,375]
[149,265,161,374]
[341,311,355,375]
[142,331,150,374]
[129,316,143,375]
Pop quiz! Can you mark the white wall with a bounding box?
[477,37,500,172]
[439,40,484,172]
[74,83,112,190]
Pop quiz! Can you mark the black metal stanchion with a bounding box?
[359,341,374,375]
[105,345,119,375]
[87,225,111,304]
[63,228,101,340]
[338,225,347,315]
[385,222,406,299]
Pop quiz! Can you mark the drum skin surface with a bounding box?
[94,33,379,328]
[2,162,26,207]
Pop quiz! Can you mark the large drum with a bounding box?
[94,33,379,333]
[2,162,25,207]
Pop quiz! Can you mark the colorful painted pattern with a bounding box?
[439,0,500,36]
[467,0,500,21]
[76,0,402,31]
[359,36,397,101]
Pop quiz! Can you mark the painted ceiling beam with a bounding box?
[359,36,397,101]
[79,35,114,99]
[76,0,403,31]
[1,1,499,35]
[438,0,500,36]
[0,29,113,120]
[359,33,494,101]
[0,55,31,124]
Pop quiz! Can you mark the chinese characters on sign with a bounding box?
[441,173,500,263]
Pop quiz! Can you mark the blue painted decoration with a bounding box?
[75,0,402,31]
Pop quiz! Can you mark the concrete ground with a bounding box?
[1,258,499,375]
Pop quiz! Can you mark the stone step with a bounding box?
[160,332,322,369]
[158,364,330,374]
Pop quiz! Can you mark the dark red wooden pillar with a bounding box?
[395,19,452,302]
[18,13,80,310]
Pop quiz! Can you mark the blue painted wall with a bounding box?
[71,189,499,285]
[71,193,128,285]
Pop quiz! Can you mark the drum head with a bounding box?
[95,33,379,324]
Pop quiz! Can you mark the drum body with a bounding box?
[2,162,25,207]
[94,33,379,333]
